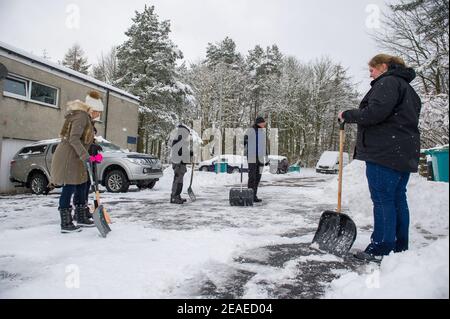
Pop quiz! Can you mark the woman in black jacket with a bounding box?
[339,54,422,261]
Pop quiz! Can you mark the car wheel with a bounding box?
[148,180,157,189]
[29,172,48,195]
[201,166,209,172]
[105,170,130,193]
[231,167,240,174]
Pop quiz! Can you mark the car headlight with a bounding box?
[126,158,148,165]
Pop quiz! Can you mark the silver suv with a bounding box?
[9,138,163,194]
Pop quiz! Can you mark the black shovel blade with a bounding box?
[312,211,357,256]
[93,205,111,238]
[188,187,196,202]
[229,188,254,206]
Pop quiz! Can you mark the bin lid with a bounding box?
[424,145,449,155]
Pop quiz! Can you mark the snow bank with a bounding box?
[325,237,449,299]
[323,160,449,299]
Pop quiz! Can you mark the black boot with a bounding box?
[59,207,82,233]
[253,188,262,202]
[74,205,95,228]
[84,203,93,219]
[170,195,185,204]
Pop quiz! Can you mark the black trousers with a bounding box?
[172,163,187,197]
[248,164,263,198]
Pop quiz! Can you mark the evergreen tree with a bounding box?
[61,43,90,75]
[205,37,243,69]
[115,5,194,153]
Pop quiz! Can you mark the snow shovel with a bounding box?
[0,63,8,80]
[86,162,111,238]
[311,121,356,256]
[187,162,196,202]
[229,157,254,206]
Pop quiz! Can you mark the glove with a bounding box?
[89,153,103,163]
[89,143,103,155]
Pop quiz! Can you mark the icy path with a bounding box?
[0,167,447,298]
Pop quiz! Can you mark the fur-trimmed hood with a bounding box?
[66,100,91,113]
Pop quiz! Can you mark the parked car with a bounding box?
[315,151,350,174]
[9,137,163,194]
[198,154,249,173]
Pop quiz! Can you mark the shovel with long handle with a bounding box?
[187,161,196,202]
[311,120,357,256]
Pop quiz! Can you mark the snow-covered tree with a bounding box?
[92,46,119,85]
[420,94,449,147]
[205,37,243,69]
[115,5,195,153]
[374,0,449,148]
[182,40,358,166]
[61,43,90,75]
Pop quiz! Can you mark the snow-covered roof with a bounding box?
[0,41,140,103]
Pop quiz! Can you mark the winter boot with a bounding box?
[59,207,82,233]
[170,195,185,204]
[84,203,93,219]
[353,250,383,263]
[74,205,95,227]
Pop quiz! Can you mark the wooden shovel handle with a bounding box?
[337,121,345,213]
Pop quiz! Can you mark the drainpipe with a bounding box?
[104,89,110,139]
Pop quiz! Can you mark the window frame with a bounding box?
[2,73,60,109]
[29,79,59,108]
[3,75,29,99]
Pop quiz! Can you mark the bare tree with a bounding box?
[92,46,119,85]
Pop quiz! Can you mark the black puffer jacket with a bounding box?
[343,64,422,172]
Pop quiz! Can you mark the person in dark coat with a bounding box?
[244,116,268,202]
[170,123,193,204]
[339,54,422,261]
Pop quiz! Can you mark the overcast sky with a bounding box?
[0,0,392,93]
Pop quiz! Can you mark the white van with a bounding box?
[315,151,350,174]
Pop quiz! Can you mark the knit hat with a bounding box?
[255,116,266,125]
[85,91,104,112]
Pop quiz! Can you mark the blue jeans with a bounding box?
[59,183,89,209]
[365,162,411,256]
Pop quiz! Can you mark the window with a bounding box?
[51,144,58,154]
[3,74,59,108]
[31,82,58,105]
[4,76,28,97]
[98,141,123,152]
[18,145,48,156]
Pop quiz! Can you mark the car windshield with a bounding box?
[98,141,124,152]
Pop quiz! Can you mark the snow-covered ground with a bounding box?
[0,161,448,299]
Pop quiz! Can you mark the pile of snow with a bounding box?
[325,238,449,299]
[322,160,449,299]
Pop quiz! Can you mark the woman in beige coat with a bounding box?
[51,91,104,233]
